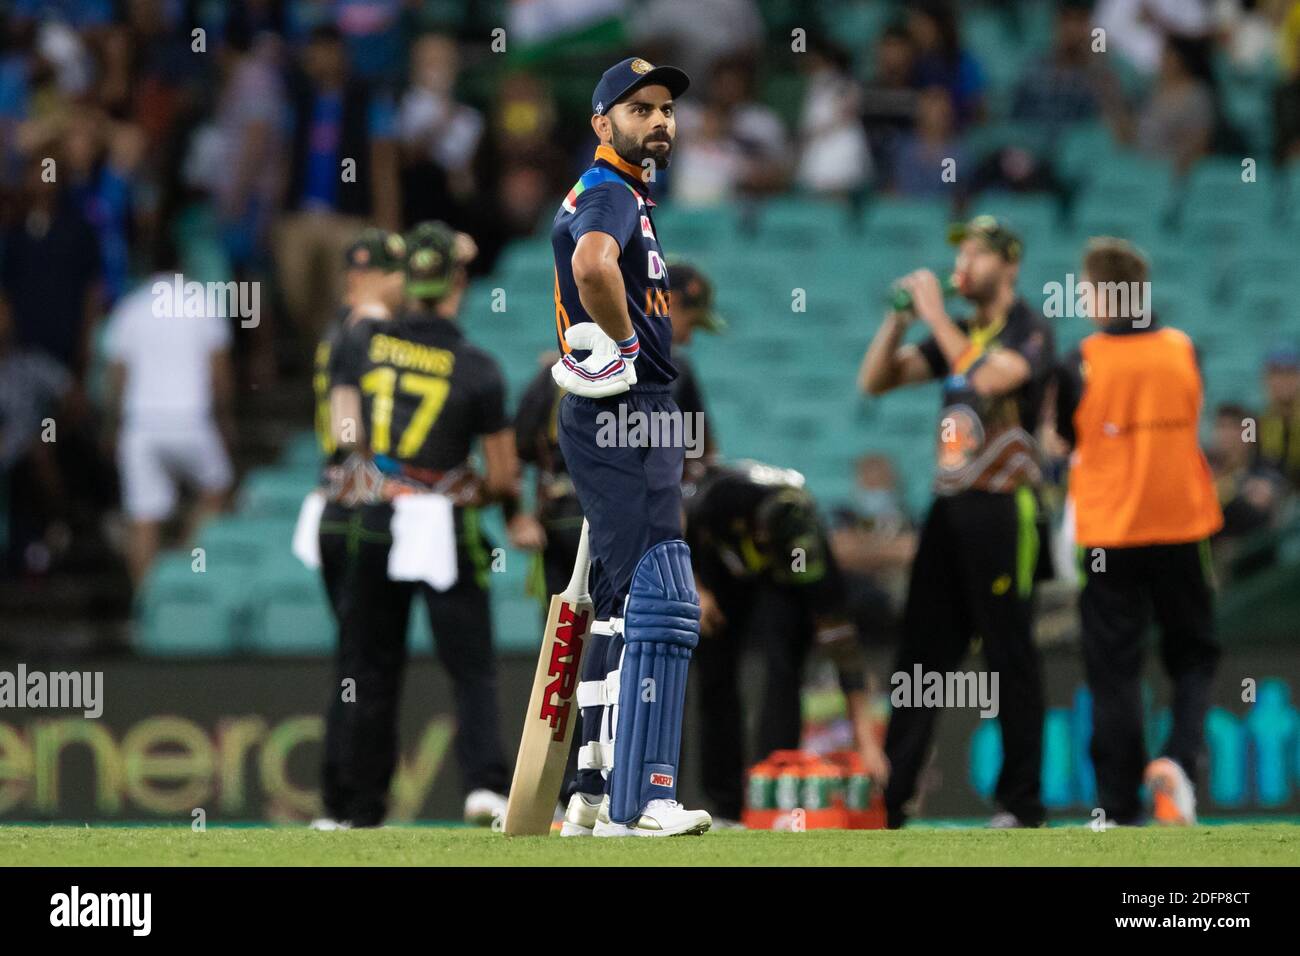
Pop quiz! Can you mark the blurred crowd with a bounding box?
[663,0,1300,204]
[1,0,1299,602]
[0,0,578,587]
[1204,346,1300,577]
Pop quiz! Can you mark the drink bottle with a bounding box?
[888,274,959,312]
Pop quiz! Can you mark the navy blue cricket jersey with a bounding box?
[550,145,676,387]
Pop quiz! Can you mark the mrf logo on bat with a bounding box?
[539,604,588,740]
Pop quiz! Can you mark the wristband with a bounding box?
[616,332,640,362]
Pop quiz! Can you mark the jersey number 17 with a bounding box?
[360,367,451,459]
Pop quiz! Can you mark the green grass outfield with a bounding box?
[1,822,1296,866]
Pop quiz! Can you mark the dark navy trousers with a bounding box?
[558,385,686,796]
[557,386,685,619]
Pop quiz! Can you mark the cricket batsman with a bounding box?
[548,57,710,837]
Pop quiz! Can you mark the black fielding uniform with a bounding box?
[320,310,509,825]
[684,461,864,820]
[313,312,347,463]
[514,365,587,602]
[314,309,351,619]
[884,298,1055,829]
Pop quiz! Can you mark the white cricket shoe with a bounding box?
[594,798,711,837]
[635,800,711,836]
[987,811,1041,829]
[463,789,508,827]
[593,795,634,837]
[310,818,351,831]
[1146,757,1197,825]
[1085,816,1127,831]
[560,792,603,837]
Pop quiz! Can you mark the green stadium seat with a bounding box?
[494,242,554,278]
[1080,150,1175,201]
[246,556,334,655]
[815,0,894,51]
[240,468,315,519]
[1056,123,1122,182]
[862,198,952,251]
[1180,158,1273,214]
[968,194,1061,246]
[964,122,1055,162]
[1072,192,1166,245]
[1147,247,1197,285]
[1238,284,1300,332]
[1282,163,1300,229]
[283,431,326,468]
[196,516,287,567]
[961,15,1025,94]
[655,205,739,249]
[136,553,244,655]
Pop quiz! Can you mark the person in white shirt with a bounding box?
[1094,0,1213,75]
[397,33,483,200]
[796,41,872,197]
[671,55,791,205]
[104,262,234,585]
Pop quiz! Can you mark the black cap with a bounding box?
[668,261,725,333]
[947,214,1024,263]
[592,56,690,116]
[344,228,406,272]
[404,221,458,299]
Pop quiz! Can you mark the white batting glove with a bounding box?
[550,323,639,398]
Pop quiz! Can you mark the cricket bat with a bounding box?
[503,519,592,835]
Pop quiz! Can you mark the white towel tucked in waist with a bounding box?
[388,493,458,591]
[291,489,326,569]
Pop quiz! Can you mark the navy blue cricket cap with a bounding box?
[592,56,690,116]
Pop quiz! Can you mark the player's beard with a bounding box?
[962,270,1003,306]
[610,119,673,171]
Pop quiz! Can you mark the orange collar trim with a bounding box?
[594,144,645,184]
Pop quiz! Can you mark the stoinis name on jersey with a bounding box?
[368,333,456,376]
